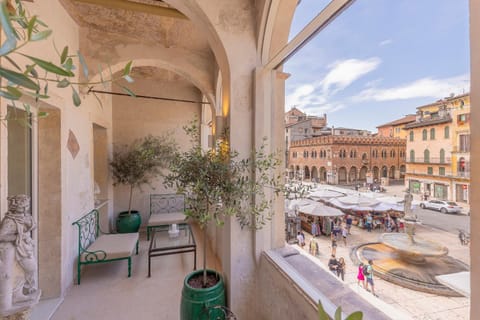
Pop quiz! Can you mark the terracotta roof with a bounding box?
[403,116,452,129]
[377,114,416,128]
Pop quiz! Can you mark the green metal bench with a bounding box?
[147,193,187,240]
[72,209,139,284]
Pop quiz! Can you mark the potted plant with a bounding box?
[110,135,175,233]
[165,120,282,319]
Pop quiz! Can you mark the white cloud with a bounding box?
[321,57,381,95]
[353,74,470,102]
[379,39,392,46]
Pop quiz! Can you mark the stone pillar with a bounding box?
[0,242,15,312]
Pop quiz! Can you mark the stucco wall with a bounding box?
[112,76,202,225]
[257,253,318,320]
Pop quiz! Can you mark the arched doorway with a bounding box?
[320,167,327,182]
[349,166,357,183]
[389,166,396,179]
[338,166,347,184]
[304,166,310,180]
[400,165,406,178]
[372,166,379,180]
[311,166,318,182]
[359,166,368,181]
[382,166,388,178]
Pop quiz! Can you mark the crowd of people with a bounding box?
[296,213,380,299]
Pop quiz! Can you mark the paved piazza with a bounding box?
[298,184,470,319]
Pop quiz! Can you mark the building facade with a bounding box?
[376,114,416,139]
[404,93,470,203]
[288,135,406,185]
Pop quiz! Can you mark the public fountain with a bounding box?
[352,191,468,296]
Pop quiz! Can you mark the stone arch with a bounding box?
[338,166,347,184]
[359,166,368,181]
[304,166,310,180]
[389,166,396,179]
[382,165,388,178]
[372,166,379,180]
[349,166,357,182]
[319,167,327,182]
[311,166,318,181]
[400,165,406,178]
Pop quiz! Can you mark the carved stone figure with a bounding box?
[0,195,41,317]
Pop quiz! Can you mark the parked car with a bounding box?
[419,200,463,214]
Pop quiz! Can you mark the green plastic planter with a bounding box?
[116,210,141,233]
[180,269,226,320]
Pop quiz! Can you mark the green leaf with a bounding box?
[344,311,363,320]
[38,111,49,118]
[21,54,74,77]
[60,46,68,64]
[123,61,132,76]
[30,29,52,41]
[0,89,20,100]
[72,87,81,107]
[6,86,22,99]
[123,74,134,83]
[334,307,342,320]
[0,1,18,56]
[63,57,74,71]
[25,64,39,79]
[27,15,37,40]
[3,55,21,71]
[120,85,136,97]
[77,50,89,80]
[0,66,39,90]
[57,78,70,88]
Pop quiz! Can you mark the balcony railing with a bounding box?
[406,157,451,164]
[405,170,470,178]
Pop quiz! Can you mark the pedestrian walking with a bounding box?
[342,226,348,246]
[331,233,337,256]
[309,238,319,256]
[297,231,305,248]
[366,214,373,232]
[357,262,365,288]
[346,215,353,234]
[328,255,338,274]
[337,257,346,281]
[365,259,378,297]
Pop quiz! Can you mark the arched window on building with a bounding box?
[444,126,450,139]
[439,148,445,163]
[410,150,415,162]
[424,149,430,163]
[409,131,414,141]
[422,129,427,140]
[430,128,435,140]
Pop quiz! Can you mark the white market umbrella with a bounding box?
[287,198,317,211]
[334,195,381,207]
[308,189,346,200]
[298,202,344,217]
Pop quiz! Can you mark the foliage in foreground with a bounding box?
[318,301,363,320]
[0,0,133,120]
[110,135,176,214]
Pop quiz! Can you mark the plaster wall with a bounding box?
[20,0,116,295]
[470,0,479,318]
[112,77,202,225]
[257,253,317,320]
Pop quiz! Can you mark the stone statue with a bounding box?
[0,194,41,317]
[403,190,417,243]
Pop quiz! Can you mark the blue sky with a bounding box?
[284,0,470,132]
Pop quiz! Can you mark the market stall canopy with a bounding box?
[308,189,346,200]
[287,198,318,211]
[298,202,344,217]
[332,195,381,207]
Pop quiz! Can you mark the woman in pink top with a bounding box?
[357,262,365,288]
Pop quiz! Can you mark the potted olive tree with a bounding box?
[110,135,176,233]
[164,120,282,319]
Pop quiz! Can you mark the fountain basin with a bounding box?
[380,233,448,263]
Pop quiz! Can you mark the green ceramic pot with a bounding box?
[116,210,141,233]
[180,269,226,320]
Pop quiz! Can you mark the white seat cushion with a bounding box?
[81,233,138,262]
[147,212,187,227]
